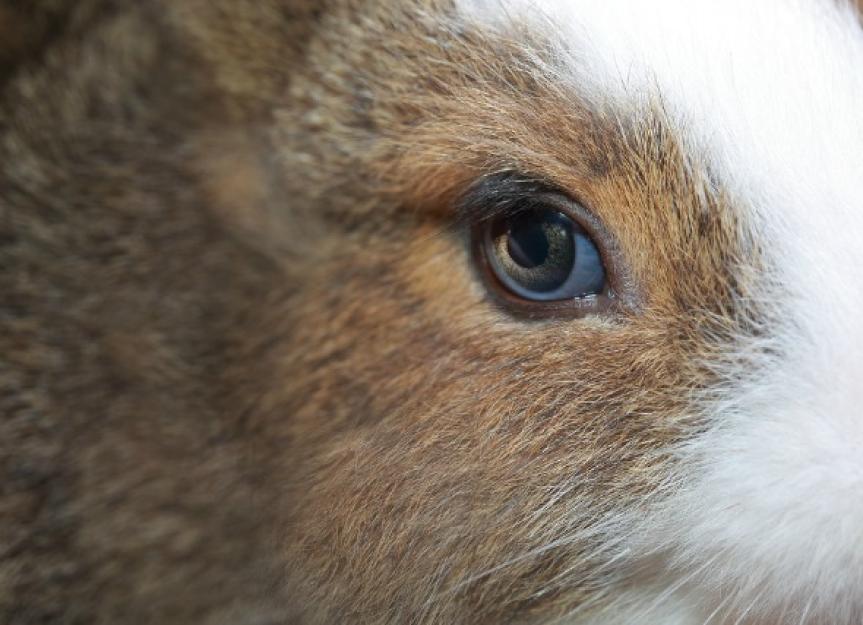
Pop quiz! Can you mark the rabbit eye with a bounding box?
[465,175,626,318]
[481,207,606,302]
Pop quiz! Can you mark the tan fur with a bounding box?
[0,1,754,623]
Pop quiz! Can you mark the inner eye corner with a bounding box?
[470,192,624,319]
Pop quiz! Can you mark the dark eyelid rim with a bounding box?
[457,172,555,224]
[461,171,640,320]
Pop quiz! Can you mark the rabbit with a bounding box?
[2,0,862,623]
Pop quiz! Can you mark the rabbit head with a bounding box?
[2,1,862,624]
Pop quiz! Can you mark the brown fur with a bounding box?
[0,1,754,623]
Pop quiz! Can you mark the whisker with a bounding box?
[701,590,735,625]
[638,553,722,620]
[797,595,814,625]
[731,586,767,625]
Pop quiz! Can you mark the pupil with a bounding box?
[506,214,550,269]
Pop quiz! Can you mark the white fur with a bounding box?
[455,1,863,623]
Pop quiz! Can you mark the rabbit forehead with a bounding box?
[455,0,863,620]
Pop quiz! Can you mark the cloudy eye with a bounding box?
[482,207,606,301]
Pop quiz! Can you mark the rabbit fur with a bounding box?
[1,1,862,623]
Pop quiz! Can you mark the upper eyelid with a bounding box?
[457,172,565,225]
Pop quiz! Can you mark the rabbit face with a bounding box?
[271,1,863,623]
[3,1,861,624]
